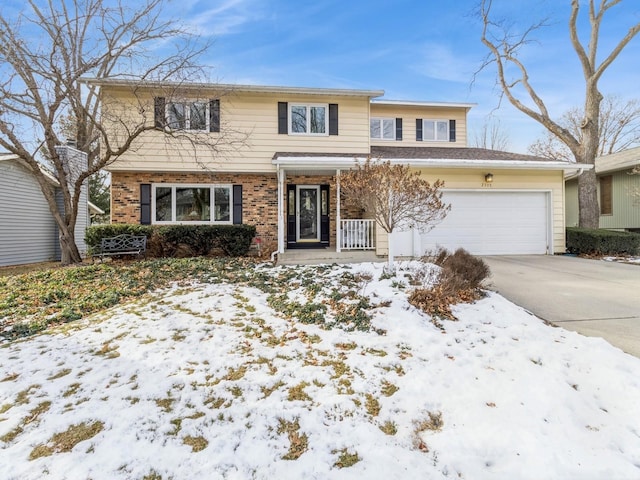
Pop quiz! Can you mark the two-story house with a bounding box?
[85,79,585,258]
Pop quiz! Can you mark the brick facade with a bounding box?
[110,171,363,252]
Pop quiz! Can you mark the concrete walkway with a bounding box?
[482,255,640,358]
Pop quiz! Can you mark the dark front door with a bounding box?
[287,184,330,248]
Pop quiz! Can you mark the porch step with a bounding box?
[277,248,382,266]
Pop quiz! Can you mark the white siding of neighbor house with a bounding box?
[0,159,59,266]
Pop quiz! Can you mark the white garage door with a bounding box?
[394,191,550,256]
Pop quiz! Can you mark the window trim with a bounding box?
[288,103,329,136]
[370,117,396,141]
[422,119,450,142]
[151,183,233,224]
[599,175,613,216]
[165,100,210,132]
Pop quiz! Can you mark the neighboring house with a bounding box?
[0,146,91,267]
[566,146,640,232]
[86,79,586,257]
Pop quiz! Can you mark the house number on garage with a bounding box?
[481,182,493,188]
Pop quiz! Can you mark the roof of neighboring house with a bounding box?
[274,147,590,173]
[595,146,640,174]
[81,78,385,99]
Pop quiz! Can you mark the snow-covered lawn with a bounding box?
[1,262,639,480]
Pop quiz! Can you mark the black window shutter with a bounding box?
[210,99,220,133]
[396,118,403,141]
[140,184,151,225]
[232,185,243,224]
[278,102,288,134]
[329,104,339,135]
[449,120,456,142]
[154,97,166,129]
[416,119,423,141]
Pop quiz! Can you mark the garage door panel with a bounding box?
[402,191,549,256]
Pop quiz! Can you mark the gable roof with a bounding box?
[595,146,640,173]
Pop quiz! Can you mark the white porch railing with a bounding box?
[340,219,375,250]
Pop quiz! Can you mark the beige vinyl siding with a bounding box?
[102,88,372,173]
[598,169,640,230]
[369,104,468,148]
[565,178,579,227]
[375,168,565,255]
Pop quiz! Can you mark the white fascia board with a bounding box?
[371,99,477,109]
[273,156,593,172]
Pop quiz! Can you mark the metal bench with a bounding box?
[93,234,147,261]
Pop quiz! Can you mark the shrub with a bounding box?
[409,248,490,325]
[85,224,256,258]
[566,227,640,255]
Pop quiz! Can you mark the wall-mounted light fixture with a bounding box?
[484,173,494,183]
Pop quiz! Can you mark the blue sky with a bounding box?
[165,0,640,153]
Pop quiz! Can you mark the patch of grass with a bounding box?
[183,435,208,452]
[204,396,226,409]
[1,373,19,382]
[381,380,399,397]
[253,356,277,375]
[63,383,81,398]
[321,359,350,379]
[261,380,285,399]
[229,385,243,398]
[335,341,357,350]
[364,348,387,357]
[333,448,360,468]
[29,421,104,460]
[222,366,247,382]
[15,384,40,405]
[155,397,175,413]
[412,411,444,453]
[94,342,120,359]
[287,382,312,402]
[47,368,72,380]
[277,418,308,460]
[379,420,397,436]
[169,418,182,435]
[0,403,12,414]
[364,394,381,417]
[142,470,163,480]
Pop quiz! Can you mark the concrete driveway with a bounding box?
[482,255,640,357]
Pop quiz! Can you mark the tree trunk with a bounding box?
[386,230,395,274]
[578,169,599,229]
[59,224,83,265]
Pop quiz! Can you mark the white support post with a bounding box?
[277,167,285,254]
[336,169,341,253]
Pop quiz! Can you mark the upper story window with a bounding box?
[154,97,220,133]
[370,118,396,140]
[166,101,209,131]
[153,184,232,224]
[278,102,338,136]
[290,104,328,135]
[416,118,456,143]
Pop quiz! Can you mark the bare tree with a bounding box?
[478,0,640,229]
[529,95,640,161]
[340,159,450,273]
[472,117,510,151]
[0,0,220,264]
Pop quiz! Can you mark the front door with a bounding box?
[286,184,330,248]
[297,186,320,242]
